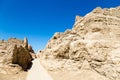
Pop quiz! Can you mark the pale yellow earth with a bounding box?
[26,59,53,80]
[0,71,27,80]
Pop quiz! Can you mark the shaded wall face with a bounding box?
[12,45,33,71]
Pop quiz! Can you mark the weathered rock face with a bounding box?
[23,37,28,49]
[12,45,33,71]
[0,38,35,74]
[38,6,120,80]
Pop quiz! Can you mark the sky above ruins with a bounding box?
[0,0,120,52]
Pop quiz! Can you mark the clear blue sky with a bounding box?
[0,0,120,52]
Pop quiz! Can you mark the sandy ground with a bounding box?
[26,59,53,80]
[48,70,82,80]
[48,70,109,80]
[0,71,27,80]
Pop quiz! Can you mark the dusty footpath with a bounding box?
[26,59,53,80]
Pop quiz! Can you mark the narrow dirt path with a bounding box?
[26,59,53,80]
